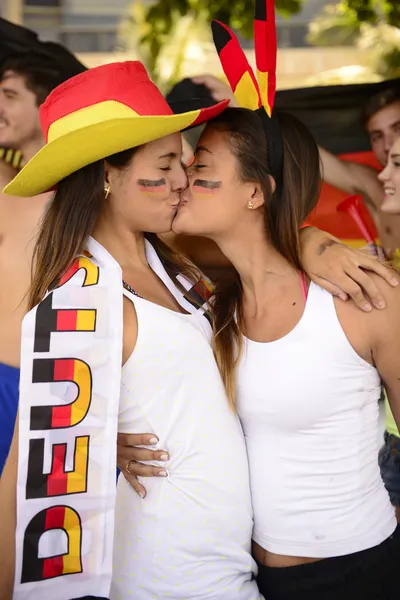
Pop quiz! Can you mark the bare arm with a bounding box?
[319,146,383,212]
[191,75,238,106]
[371,283,400,430]
[0,417,18,600]
[300,226,399,311]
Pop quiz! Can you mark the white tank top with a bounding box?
[237,281,396,559]
[111,243,262,600]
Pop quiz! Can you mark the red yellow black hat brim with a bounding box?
[3,61,228,197]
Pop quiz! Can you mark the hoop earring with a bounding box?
[247,201,254,210]
[104,184,111,200]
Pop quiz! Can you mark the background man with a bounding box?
[0,37,85,475]
[320,88,400,253]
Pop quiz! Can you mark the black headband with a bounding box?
[256,107,283,198]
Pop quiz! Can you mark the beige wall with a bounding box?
[2,0,23,23]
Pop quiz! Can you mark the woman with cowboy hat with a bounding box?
[0,58,260,600]
[0,57,397,600]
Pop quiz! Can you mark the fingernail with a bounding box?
[160,453,169,461]
[391,278,399,286]
[377,300,386,309]
[149,437,158,444]
[363,303,372,312]
[158,470,168,477]
[138,491,145,499]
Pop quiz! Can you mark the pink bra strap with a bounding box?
[300,272,308,303]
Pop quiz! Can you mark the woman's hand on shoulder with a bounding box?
[300,227,399,311]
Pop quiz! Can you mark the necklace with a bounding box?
[122,279,142,299]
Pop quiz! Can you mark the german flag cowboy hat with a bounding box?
[3,61,229,197]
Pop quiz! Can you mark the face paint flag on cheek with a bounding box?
[193,179,222,194]
[137,178,167,194]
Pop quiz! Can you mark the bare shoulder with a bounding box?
[368,270,400,308]
[333,271,400,363]
[368,272,400,334]
[337,271,400,329]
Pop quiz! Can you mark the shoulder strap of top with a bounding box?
[300,271,308,303]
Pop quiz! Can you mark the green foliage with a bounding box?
[344,0,400,27]
[307,3,361,46]
[119,0,303,78]
[119,0,400,85]
[358,23,400,78]
[144,0,303,41]
[308,2,400,80]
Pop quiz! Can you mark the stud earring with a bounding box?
[104,184,111,199]
[247,201,254,210]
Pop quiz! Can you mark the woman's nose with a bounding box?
[173,165,189,193]
[378,165,389,182]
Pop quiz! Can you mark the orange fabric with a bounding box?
[309,151,380,243]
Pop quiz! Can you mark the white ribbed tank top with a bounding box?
[111,243,262,600]
[237,281,396,559]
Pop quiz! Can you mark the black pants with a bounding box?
[256,526,400,600]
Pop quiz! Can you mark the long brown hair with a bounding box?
[209,108,321,406]
[29,147,201,310]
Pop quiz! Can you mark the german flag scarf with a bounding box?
[14,236,212,599]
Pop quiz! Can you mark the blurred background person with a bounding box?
[0,17,86,476]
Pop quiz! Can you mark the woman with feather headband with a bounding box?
[172,1,400,597]
[123,1,400,598]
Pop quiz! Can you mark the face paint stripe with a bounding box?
[137,178,166,187]
[193,179,222,190]
[139,187,167,193]
[137,178,167,193]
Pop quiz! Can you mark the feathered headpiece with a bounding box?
[211,0,283,193]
